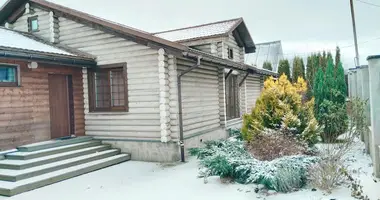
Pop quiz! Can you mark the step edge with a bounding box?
[0,145,112,169]
[6,141,102,160]
[0,149,122,180]
[0,154,130,196]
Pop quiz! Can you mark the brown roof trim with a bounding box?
[28,0,188,53]
[152,18,242,35]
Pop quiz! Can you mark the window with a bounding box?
[88,64,128,112]
[225,74,239,120]
[28,16,39,32]
[0,65,18,87]
[228,47,234,60]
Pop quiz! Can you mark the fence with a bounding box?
[349,56,380,177]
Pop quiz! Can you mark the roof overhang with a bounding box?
[0,0,26,25]
[186,48,277,77]
[0,46,97,67]
[229,19,256,54]
[0,0,266,75]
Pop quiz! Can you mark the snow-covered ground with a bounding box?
[1,140,379,200]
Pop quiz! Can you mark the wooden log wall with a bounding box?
[0,59,84,150]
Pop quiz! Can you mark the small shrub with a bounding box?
[189,137,320,193]
[318,99,348,142]
[300,118,322,146]
[246,129,307,161]
[350,98,370,138]
[308,158,346,193]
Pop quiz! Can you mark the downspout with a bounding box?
[177,55,202,162]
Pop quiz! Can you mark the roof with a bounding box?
[0,0,269,75]
[154,18,240,42]
[0,0,188,54]
[0,27,73,56]
[0,27,96,66]
[153,18,256,53]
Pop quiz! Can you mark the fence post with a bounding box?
[368,56,380,177]
[356,67,363,99]
[360,66,371,125]
[349,68,358,98]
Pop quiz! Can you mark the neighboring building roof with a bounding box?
[153,18,256,53]
[0,27,96,66]
[245,40,283,73]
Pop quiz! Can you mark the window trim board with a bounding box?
[0,63,20,87]
[88,62,128,112]
[27,15,39,32]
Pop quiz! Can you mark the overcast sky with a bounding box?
[1,0,379,69]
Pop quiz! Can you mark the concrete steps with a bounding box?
[0,154,130,196]
[6,140,102,160]
[0,145,112,170]
[0,137,130,196]
[17,136,93,152]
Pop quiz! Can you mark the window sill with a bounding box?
[87,112,129,115]
[0,85,21,87]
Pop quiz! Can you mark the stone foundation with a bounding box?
[102,140,179,162]
[183,128,227,157]
[100,127,228,162]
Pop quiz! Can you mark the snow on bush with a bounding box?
[189,138,320,193]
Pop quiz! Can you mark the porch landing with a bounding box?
[0,137,130,196]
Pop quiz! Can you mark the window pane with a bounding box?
[0,67,16,82]
[225,75,239,119]
[94,71,110,108]
[110,70,125,107]
[31,19,38,31]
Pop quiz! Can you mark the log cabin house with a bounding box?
[0,0,276,162]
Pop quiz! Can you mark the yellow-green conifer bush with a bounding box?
[242,74,320,146]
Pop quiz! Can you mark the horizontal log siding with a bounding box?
[245,74,262,114]
[190,44,211,54]
[57,17,161,139]
[172,58,220,137]
[223,34,244,63]
[12,7,51,41]
[0,59,84,150]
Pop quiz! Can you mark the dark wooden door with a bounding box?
[48,74,71,139]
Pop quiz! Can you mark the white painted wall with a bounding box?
[12,5,162,141]
[12,4,53,42]
[172,58,221,137]
[245,74,263,114]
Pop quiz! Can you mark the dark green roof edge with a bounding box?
[0,0,27,25]
[367,55,380,60]
[0,47,97,67]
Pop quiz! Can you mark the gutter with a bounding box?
[0,49,97,67]
[177,53,202,162]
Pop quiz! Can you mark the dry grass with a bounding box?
[246,131,308,161]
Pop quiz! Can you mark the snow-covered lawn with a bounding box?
[1,140,379,200]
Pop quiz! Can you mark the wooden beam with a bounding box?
[239,72,249,87]
[7,3,26,23]
[225,69,233,80]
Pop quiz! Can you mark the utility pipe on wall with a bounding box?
[177,55,202,162]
